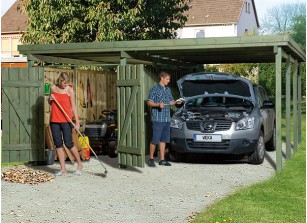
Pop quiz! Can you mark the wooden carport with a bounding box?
[17,34,305,171]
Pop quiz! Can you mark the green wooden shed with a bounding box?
[2,34,305,171]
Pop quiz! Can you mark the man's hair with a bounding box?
[159,71,170,79]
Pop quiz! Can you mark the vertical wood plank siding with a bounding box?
[2,67,44,162]
[44,68,117,127]
[117,65,145,167]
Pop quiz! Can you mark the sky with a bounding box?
[1,0,306,20]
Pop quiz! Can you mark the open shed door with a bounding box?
[117,65,145,167]
[1,67,45,162]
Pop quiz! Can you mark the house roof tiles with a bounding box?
[1,1,27,33]
[185,0,259,27]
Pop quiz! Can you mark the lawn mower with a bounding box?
[84,110,118,158]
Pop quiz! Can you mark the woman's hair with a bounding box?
[159,71,170,79]
[57,72,70,84]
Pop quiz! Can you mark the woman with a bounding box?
[49,72,83,176]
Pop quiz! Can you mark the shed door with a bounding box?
[2,67,45,162]
[117,65,145,167]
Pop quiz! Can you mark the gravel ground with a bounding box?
[1,150,277,223]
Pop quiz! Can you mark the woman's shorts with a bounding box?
[151,122,170,144]
[50,122,74,149]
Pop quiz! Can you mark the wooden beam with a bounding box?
[125,51,196,68]
[28,54,109,65]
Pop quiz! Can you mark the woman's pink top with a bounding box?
[50,92,72,123]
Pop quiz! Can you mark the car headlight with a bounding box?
[235,116,255,130]
[171,118,183,129]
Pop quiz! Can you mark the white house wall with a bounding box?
[177,0,259,38]
[237,0,258,35]
[178,25,237,39]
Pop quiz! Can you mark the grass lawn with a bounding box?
[1,162,28,168]
[192,114,306,223]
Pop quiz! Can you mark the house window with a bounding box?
[196,30,205,38]
[245,2,250,13]
[1,35,22,57]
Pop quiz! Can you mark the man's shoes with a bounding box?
[147,159,156,167]
[159,160,172,166]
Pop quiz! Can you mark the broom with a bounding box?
[52,96,108,174]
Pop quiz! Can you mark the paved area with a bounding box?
[1,151,278,223]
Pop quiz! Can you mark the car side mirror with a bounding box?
[261,100,275,109]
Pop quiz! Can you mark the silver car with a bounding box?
[169,72,276,164]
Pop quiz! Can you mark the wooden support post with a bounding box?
[285,56,291,159]
[275,47,283,172]
[293,60,298,150]
[297,63,302,143]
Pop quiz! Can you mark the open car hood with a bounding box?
[177,72,255,102]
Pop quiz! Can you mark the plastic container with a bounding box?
[79,136,91,160]
[45,149,55,165]
[82,147,91,160]
[44,83,51,95]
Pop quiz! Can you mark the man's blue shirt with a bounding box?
[147,83,174,122]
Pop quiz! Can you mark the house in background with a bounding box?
[1,0,260,68]
[177,0,259,38]
[1,0,28,68]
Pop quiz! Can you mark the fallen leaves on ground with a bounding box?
[186,211,199,222]
[1,166,55,185]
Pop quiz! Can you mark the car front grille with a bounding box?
[186,139,230,150]
[186,119,232,131]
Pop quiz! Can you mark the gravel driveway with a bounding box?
[1,151,277,223]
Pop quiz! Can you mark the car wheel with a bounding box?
[168,149,183,162]
[265,125,276,151]
[248,130,265,165]
[108,141,118,158]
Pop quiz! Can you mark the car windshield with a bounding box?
[186,96,253,109]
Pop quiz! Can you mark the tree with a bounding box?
[258,2,306,96]
[290,14,306,51]
[218,63,259,84]
[260,2,305,35]
[19,0,191,44]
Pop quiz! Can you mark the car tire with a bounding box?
[108,141,118,158]
[265,125,276,151]
[248,130,265,165]
[168,149,183,162]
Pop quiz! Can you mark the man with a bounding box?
[147,71,183,167]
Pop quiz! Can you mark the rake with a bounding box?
[52,96,108,174]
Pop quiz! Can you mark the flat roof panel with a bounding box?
[18,35,306,65]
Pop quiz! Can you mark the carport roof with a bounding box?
[18,35,305,67]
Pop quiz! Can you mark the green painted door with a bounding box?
[1,67,45,162]
[117,65,145,167]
